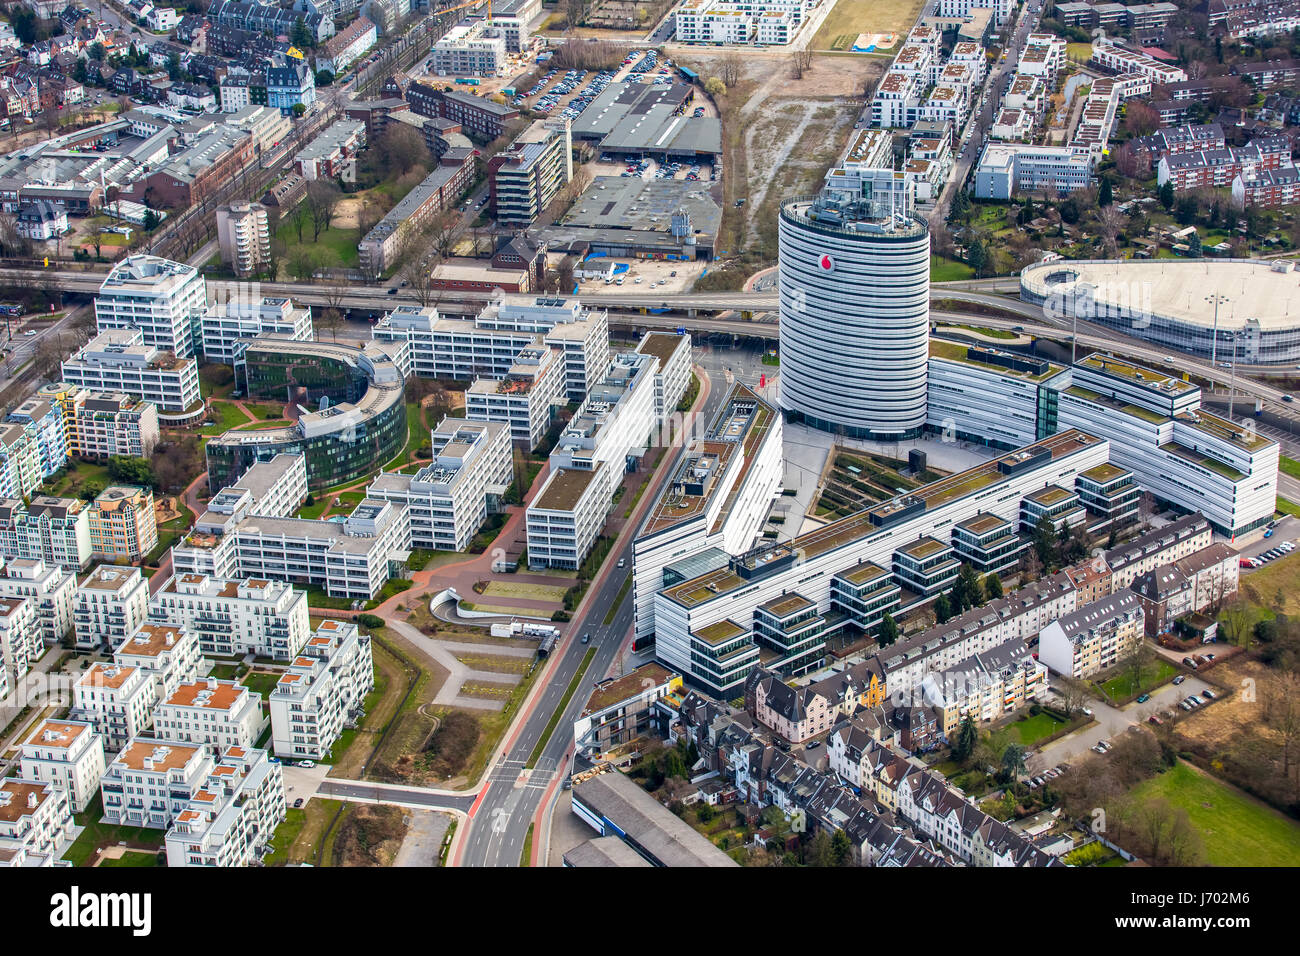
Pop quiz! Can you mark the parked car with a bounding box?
[1148,714,1164,725]
[1173,674,1187,685]
[1180,700,1193,711]
[1201,688,1217,700]
[1136,693,1150,703]
[298,760,316,768]
[806,740,820,750]
[293,797,304,808]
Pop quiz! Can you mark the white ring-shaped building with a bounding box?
[777,195,931,440]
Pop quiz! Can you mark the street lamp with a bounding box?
[1204,293,1230,368]
[1227,330,1247,421]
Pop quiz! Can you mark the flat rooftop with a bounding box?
[929,338,1063,382]
[532,466,599,512]
[582,662,677,714]
[1022,258,1300,332]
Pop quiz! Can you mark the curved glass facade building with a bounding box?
[777,191,931,440]
[206,338,407,492]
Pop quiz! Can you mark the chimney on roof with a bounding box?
[165,633,174,646]
[208,677,217,690]
[26,792,37,809]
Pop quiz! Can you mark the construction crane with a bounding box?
[431,0,492,19]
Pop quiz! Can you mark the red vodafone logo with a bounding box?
[818,253,834,271]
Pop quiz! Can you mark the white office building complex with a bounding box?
[199,296,314,365]
[61,328,203,414]
[114,621,204,704]
[367,417,512,552]
[926,341,1068,449]
[652,431,1111,695]
[527,352,658,569]
[466,344,566,449]
[973,143,1093,199]
[71,663,156,751]
[1054,353,1278,535]
[19,719,105,814]
[100,738,215,828]
[270,619,374,761]
[172,458,412,599]
[0,558,75,645]
[150,573,311,660]
[72,565,150,652]
[633,384,783,644]
[0,496,93,570]
[72,392,160,460]
[635,331,693,426]
[372,296,608,402]
[94,255,207,359]
[778,179,930,441]
[165,745,286,867]
[153,678,265,755]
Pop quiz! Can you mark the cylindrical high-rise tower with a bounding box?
[777,193,931,440]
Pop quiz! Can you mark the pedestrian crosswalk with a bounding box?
[487,757,558,790]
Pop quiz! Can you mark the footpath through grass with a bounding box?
[525,647,596,768]
[1130,760,1300,866]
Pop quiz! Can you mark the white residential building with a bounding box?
[165,745,286,867]
[366,417,512,552]
[0,779,74,866]
[99,738,215,828]
[199,295,314,365]
[152,678,264,755]
[72,663,156,751]
[61,328,203,414]
[72,392,160,460]
[19,718,106,814]
[150,573,311,660]
[94,254,207,359]
[1038,589,1146,678]
[0,596,41,692]
[1092,40,1188,85]
[6,397,67,478]
[0,558,75,645]
[270,619,374,761]
[0,423,41,500]
[214,202,272,279]
[430,19,507,76]
[73,565,150,652]
[0,496,93,571]
[114,621,203,703]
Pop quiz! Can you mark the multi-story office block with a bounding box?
[466,344,565,449]
[270,619,374,760]
[19,718,106,814]
[366,417,512,552]
[926,341,1068,450]
[94,255,207,359]
[635,331,692,426]
[633,385,783,643]
[150,573,311,660]
[72,565,150,652]
[62,328,202,414]
[200,296,313,366]
[488,118,572,226]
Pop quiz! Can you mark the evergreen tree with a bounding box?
[1188,230,1203,257]
[292,17,312,50]
[966,237,988,276]
[878,612,899,647]
[953,715,978,762]
[1098,176,1113,207]
[955,563,984,611]
[934,593,953,624]
[1033,515,1057,568]
[1158,180,1175,210]
[831,829,852,866]
[983,573,1003,600]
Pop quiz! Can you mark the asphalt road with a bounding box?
[454,365,734,866]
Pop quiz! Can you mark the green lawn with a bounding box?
[275,220,361,269]
[1098,659,1179,700]
[1279,456,1300,480]
[1130,761,1300,866]
[200,400,254,436]
[1276,496,1300,519]
[989,711,1067,751]
[931,255,975,282]
[101,849,161,867]
[41,460,111,499]
[61,796,164,866]
[264,807,308,867]
[241,672,282,701]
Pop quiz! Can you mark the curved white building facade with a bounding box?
[777,196,931,440]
